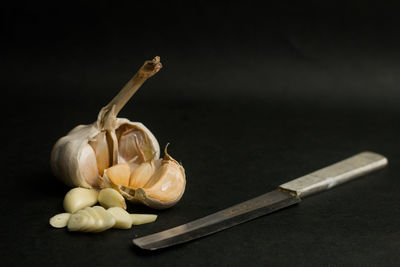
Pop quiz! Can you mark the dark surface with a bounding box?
[2,1,400,266]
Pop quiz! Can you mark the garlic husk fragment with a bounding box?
[51,57,162,189]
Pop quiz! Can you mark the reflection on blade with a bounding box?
[133,190,300,250]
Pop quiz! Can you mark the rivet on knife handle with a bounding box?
[278,151,388,197]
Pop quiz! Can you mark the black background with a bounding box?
[2,1,400,266]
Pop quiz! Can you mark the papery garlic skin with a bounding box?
[51,120,159,189]
[51,125,100,188]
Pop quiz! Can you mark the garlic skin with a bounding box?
[51,120,159,188]
[117,147,186,209]
[51,57,162,189]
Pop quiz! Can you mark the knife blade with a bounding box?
[133,151,387,250]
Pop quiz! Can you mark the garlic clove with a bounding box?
[104,163,131,187]
[49,213,71,228]
[130,214,158,225]
[63,187,99,213]
[76,209,96,232]
[132,148,185,209]
[67,213,88,231]
[84,206,104,232]
[110,146,186,209]
[129,159,161,188]
[107,207,133,229]
[98,188,127,209]
[92,206,115,232]
[142,155,185,203]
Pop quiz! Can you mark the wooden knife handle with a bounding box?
[278,152,388,198]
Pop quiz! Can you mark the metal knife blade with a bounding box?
[133,151,387,250]
[133,190,299,250]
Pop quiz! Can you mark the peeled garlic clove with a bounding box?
[68,213,88,231]
[92,206,115,232]
[98,188,127,209]
[107,207,133,229]
[51,57,162,189]
[76,209,96,232]
[49,213,71,228]
[84,206,104,232]
[141,152,185,204]
[130,214,158,225]
[63,187,99,213]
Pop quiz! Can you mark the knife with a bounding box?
[133,151,387,250]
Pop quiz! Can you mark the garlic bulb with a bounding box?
[51,57,186,209]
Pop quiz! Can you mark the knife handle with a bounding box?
[278,151,387,198]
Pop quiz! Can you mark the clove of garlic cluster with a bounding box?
[49,187,158,232]
[50,57,186,209]
[105,146,186,209]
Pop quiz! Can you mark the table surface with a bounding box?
[3,2,400,265]
[2,96,399,266]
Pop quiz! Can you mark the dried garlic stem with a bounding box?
[96,56,162,165]
[97,56,162,130]
[107,56,162,116]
